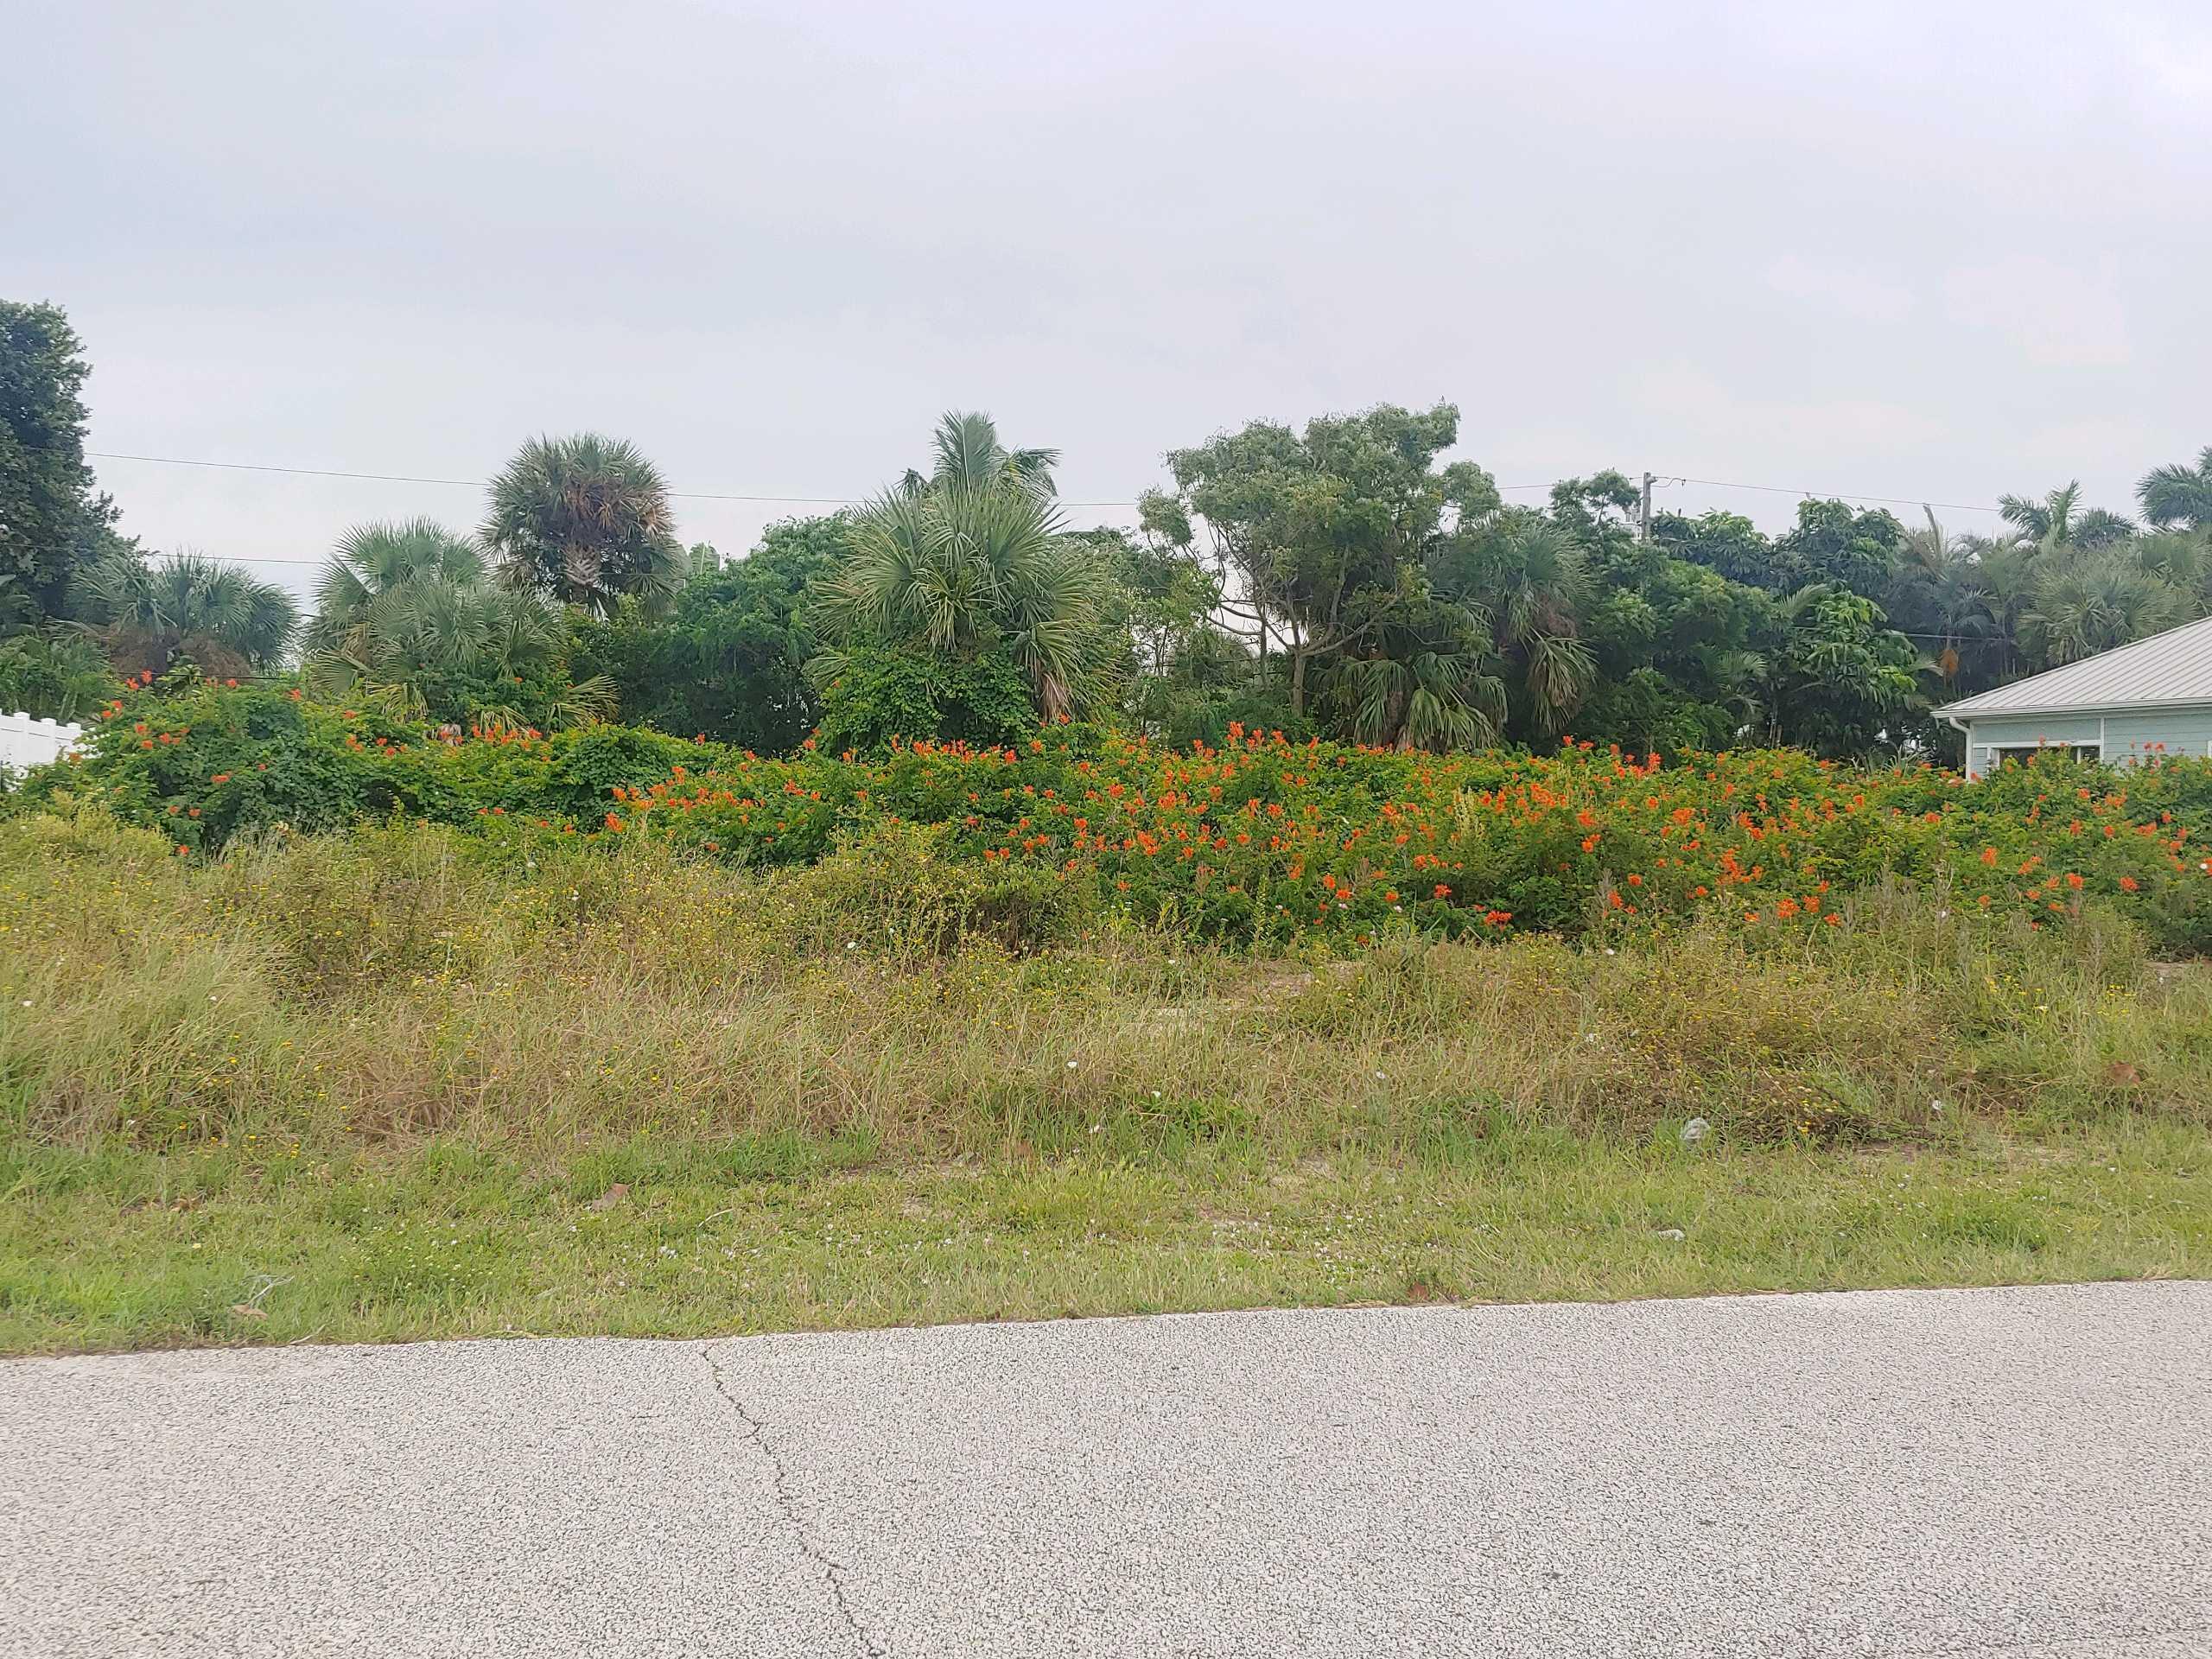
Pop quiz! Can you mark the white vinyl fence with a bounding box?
[0,711,86,777]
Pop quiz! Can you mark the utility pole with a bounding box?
[1639,471,1655,545]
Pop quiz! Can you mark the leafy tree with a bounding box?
[1774,499,1904,599]
[1654,510,1783,590]
[2139,447,2212,533]
[1761,587,1918,756]
[1140,403,1499,724]
[301,518,606,728]
[484,434,683,620]
[0,615,112,721]
[75,552,296,680]
[809,645,1035,754]
[571,515,842,752]
[0,302,126,621]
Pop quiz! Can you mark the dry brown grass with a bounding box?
[4,807,2208,1169]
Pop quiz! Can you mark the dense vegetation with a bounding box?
[14,674,2212,954]
[7,302,2212,771]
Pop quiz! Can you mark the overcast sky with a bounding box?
[7,0,2209,600]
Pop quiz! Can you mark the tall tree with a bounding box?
[1999,482,2092,552]
[0,301,124,620]
[1140,403,1499,720]
[1760,587,1919,757]
[76,552,296,680]
[2138,447,2212,533]
[483,434,683,620]
[1775,499,1904,599]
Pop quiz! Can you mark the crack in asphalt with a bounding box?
[701,1344,887,1659]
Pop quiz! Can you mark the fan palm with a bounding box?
[813,480,1101,721]
[302,519,609,728]
[2019,553,2183,667]
[2138,447,2212,532]
[1456,516,1595,734]
[483,435,683,620]
[1335,647,1505,752]
[77,553,296,679]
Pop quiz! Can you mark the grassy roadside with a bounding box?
[6,1125,2207,1352]
[3,810,2209,1354]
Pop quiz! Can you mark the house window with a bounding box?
[1986,743,2100,768]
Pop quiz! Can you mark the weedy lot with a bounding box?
[1,810,2207,1353]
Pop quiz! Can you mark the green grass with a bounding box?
[4,1126,2206,1352]
[2,808,2208,1353]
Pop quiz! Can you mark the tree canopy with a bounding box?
[484,434,683,620]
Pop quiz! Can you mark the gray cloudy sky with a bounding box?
[7,0,2209,599]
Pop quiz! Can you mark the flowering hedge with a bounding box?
[18,677,2212,951]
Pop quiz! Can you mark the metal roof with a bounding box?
[1937,613,2212,719]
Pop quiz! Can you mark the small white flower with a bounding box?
[1151,1090,1162,1098]
[1373,1070,1388,1081]
[843,940,857,950]
[1604,947,1616,957]
[1065,1059,1078,1070]
[17,1000,29,1008]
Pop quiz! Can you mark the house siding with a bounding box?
[1961,707,2212,779]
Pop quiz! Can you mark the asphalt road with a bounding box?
[4,1283,2208,1657]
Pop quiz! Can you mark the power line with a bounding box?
[86,450,1140,509]
[1661,474,2004,515]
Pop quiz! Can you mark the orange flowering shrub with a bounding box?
[590,731,2212,951]
[21,680,2212,952]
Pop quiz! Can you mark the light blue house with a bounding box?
[1939,613,2212,779]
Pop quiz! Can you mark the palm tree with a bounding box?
[302,519,611,728]
[483,435,683,620]
[1328,590,1505,753]
[1455,515,1594,734]
[1891,509,2005,689]
[2139,447,2212,532]
[76,552,296,680]
[812,478,1102,722]
[1998,481,2082,550]
[899,411,1060,499]
[2019,552,2184,668]
[2070,508,2139,550]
